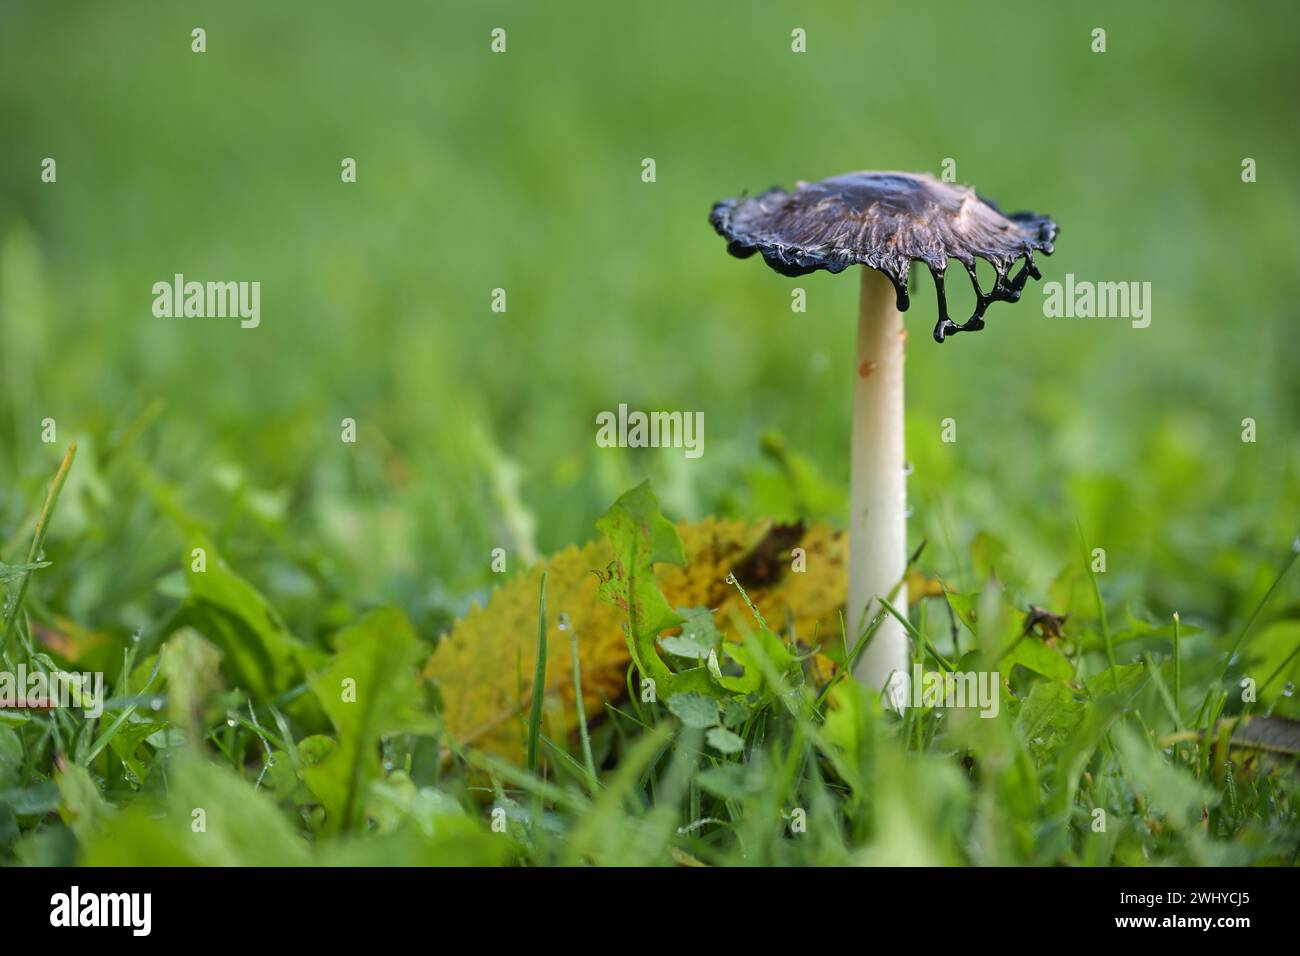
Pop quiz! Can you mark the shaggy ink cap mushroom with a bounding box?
[708,169,1061,705]
[710,171,1058,342]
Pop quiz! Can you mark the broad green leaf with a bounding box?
[666,692,719,729]
[1015,664,1147,762]
[55,759,105,842]
[107,718,171,785]
[945,591,981,635]
[1113,725,1218,830]
[595,482,686,675]
[857,741,970,866]
[696,762,765,800]
[721,698,751,729]
[317,827,510,867]
[594,482,721,700]
[329,773,509,866]
[680,608,723,642]
[714,626,799,696]
[0,783,60,816]
[1084,661,1148,698]
[819,677,875,786]
[304,607,436,833]
[1002,636,1074,681]
[706,726,745,754]
[659,634,711,659]
[660,607,722,659]
[1081,608,1204,652]
[180,536,305,700]
[1049,686,1144,818]
[81,754,311,866]
[1014,681,1085,759]
[161,627,223,741]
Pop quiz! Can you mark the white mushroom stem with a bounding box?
[849,265,910,710]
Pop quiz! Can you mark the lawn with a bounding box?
[1,0,1298,866]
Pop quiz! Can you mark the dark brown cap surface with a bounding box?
[710,171,1058,342]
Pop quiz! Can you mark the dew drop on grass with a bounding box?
[150,696,164,710]
[1283,681,1296,698]
[902,461,914,476]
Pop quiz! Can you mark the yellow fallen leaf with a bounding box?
[907,568,946,601]
[426,519,849,760]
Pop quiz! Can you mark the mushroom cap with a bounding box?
[710,171,1058,340]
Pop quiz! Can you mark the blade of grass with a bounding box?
[540,735,596,790]
[2,442,77,656]
[1172,611,1182,719]
[525,572,548,775]
[82,649,164,765]
[460,748,591,814]
[561,612,598,793]
[1260,642,1300,696]
[1197,534,1300,725]
[1142,651,1185,732]
[1222,535,1300,674]
[1076,521,1117,691]
[560,720,675,865]
[880,595,953,672]
[814,609,887,713]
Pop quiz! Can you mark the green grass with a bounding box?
[1,0,1299,865]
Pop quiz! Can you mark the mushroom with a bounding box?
[710,171,1057,707]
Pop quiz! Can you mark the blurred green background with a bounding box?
[2,0,1298,657]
